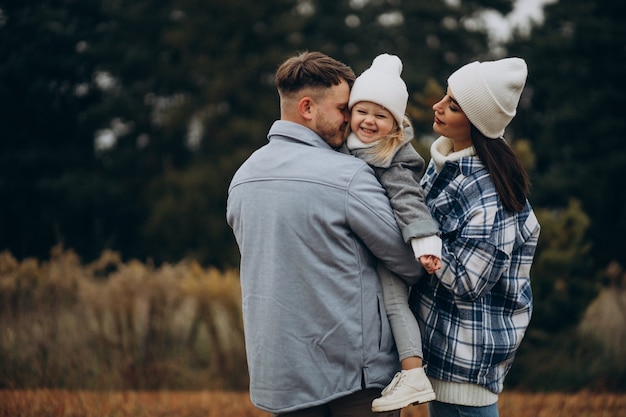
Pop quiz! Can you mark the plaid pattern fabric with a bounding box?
[413,156,540,394]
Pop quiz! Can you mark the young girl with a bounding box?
[345,53,440,412]
[413,58,540,417]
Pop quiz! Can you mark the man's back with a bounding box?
[227,121,421,414]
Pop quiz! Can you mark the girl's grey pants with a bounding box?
[377,264,423,361]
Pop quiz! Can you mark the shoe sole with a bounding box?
[371,390,436,412]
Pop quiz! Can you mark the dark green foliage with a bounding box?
[0,1,108,260]
[0,0,498,266]
[508,0,626,268]
[530,200,597,332]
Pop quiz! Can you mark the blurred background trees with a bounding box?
[1,0,625,391]
[0,0,506,267]
[508,0,626,269]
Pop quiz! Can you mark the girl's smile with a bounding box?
[350,101,396,144]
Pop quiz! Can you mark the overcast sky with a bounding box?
[483,0,557,43]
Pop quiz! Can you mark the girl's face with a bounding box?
[350,101,396,144]
[432,88,472,150]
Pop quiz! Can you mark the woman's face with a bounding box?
[350,101,396,144]
[432,87,472,150]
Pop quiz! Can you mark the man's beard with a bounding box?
[316,117,345,149]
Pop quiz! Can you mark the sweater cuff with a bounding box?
[430,379,498,407]
[410,235,442,259]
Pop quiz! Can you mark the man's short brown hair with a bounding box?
[275,51,355,98]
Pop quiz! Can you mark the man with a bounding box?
[226,51,423,417]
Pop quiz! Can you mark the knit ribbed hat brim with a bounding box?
[447,58,527,139]
[348,54,408,125]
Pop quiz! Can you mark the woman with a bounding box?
[412,58,541,417]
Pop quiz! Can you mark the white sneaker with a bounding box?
[371,368,436,412]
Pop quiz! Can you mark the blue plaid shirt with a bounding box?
[413,152,540,394]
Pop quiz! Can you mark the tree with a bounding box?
[531,199,597,332]
[0,1,122,261]
[508,0,626,268]
[1,0,509,267]
[143,0,507,267]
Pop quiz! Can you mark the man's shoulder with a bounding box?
[235,139,376,188]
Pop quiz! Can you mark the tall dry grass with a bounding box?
[578,261,626,363]
[0,390,624,417]
[1,246,624,392]
[0,246,247,390]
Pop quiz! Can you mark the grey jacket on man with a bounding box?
[227,120,422,414]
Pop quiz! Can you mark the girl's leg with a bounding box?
[372,265,435,412]
[377,264,423,362]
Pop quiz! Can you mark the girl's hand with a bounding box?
[419,255,441,275]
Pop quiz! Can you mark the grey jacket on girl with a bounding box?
[346,133,440,243]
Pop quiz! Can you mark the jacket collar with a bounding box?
[267,120,334,150]
[430,136,484,176]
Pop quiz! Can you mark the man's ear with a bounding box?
[298,97,314,121]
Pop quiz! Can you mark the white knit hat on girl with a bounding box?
[348,53,408,126]
[447,57,528,139]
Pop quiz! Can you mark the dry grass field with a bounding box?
[0,390,624,417]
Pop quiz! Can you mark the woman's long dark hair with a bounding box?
[471,125,530,212]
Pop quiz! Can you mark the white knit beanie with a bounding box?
[447,57,527,139]
[348,54,408,125]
